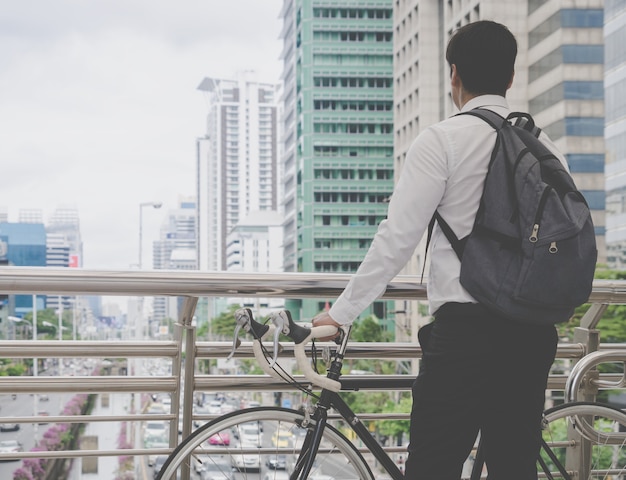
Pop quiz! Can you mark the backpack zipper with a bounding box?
[509,147,530,222]
[529,186,553,243]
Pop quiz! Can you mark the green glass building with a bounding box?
[280,0,395,327]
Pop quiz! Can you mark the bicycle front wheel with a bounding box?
[156,406,374,480]
[541,401,626,479]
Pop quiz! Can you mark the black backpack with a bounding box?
[428,108,597,325]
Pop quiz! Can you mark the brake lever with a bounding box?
[268,310,292,367]
[227,308,269,360]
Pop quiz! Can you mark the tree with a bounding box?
[22,308,66,339]
[197,304,243,340]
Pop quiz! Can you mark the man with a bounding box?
[312,21,563,478]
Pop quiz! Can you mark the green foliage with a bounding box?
[23,308,67,339]
[197,304,243,340]
[351,316,392,342]
[378,393,412,442]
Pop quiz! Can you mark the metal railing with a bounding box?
[0,267,624,479]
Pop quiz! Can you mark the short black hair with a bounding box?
[446,20,517,96]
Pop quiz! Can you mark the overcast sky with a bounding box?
[0,0,284,271]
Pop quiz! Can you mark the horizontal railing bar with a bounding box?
[0,376,178,393]
[0,267,424,299]
[1,267,625,304]
[197,341,587,360]
[0,340,179,358]
[0,370,603,396]
[0,340,586,360]
[0,448,173,460]
[0,413,177,424]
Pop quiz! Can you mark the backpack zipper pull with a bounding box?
[549,242,558,253]
[529,224,539,242]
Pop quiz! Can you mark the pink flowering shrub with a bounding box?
[13,394,95,480]
[12,468,33,480]
[114,421,134,480]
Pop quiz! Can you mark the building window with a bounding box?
[580,190,606,210]
[566,154,605,173]
[529,46,603,82]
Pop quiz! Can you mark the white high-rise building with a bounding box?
[45,206,82,311]
[18,209,44,224]
[196,71,280,272]
[605,0,626,267]
[226,210,284,273]
[47,206,83,267]
[153,197,197,323]
[226,210,285,314]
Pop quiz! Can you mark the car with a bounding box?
[206,400,222,415]
[146,403,168,414]
[0,439,23,460]
[230,441,261,472]
[0,423,19,432]
[200,456,234,480]
[146,437,169,466]
[266,453,287,470]
[261,471,290,480]
[153,455,168,478]
[207,431,230,446]
[237,424,261,445]
[271,429,292,448]
[219,403,236,414]
[144,420,168,440]
[194,406,212,427]
[37,411,50,424]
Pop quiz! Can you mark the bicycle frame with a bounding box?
[292,388,405,480]
[286,322,405,480]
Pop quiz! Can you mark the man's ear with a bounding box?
[450,64,461,88]
[506,70,515,90]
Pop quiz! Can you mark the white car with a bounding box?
[144,420,168,441]
[200,456,234,479]
[0,439,23,460]
[238,424,262,446]
[230,440,261,472]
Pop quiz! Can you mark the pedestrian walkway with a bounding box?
[67,393,132,480]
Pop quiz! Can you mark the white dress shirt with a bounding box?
[328,95,568,325]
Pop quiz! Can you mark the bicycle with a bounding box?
[157,308,626,479]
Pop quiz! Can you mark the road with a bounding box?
[0,391,68,479]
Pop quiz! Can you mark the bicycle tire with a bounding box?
[540,401,626,479]
[156,406,375,480]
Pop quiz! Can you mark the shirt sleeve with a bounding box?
[329,126,449,324]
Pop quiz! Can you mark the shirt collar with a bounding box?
[460,95,510,113]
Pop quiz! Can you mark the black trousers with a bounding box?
[404,303,558,480]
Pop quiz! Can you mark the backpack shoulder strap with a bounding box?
[422,212,465,283]
[456,108,506,130]
[457,109,543,139]
[507,112,542,138]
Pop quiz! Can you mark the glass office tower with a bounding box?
[280,0,395,325]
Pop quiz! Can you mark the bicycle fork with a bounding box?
[291,393,333,480]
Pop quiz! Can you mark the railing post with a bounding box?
[174,296,198,480]
[565,305,604,478]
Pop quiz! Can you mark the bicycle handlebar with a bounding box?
[229,308,342,392]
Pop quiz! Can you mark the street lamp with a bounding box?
[8,316,31,340]
[138,201,163,269]
[42,321,57,334]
